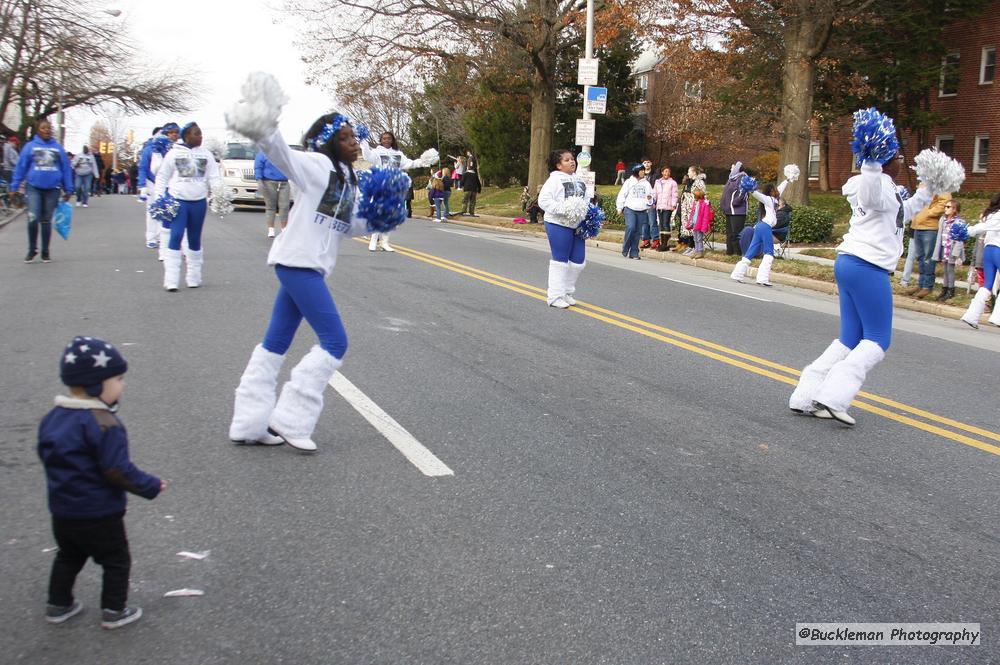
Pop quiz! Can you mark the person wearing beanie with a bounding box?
[153,122,222,291]
[616,163,653,260]
[38,336,166,629]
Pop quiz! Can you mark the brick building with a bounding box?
[819,1,998,193]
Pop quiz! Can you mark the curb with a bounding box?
[434,214,987,324]
[0,208,24,229]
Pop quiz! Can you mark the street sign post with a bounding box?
[585,87,607,115]
[577,58,599,86]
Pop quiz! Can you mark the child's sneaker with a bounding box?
[46,599,84,624]
[101,606,142,629]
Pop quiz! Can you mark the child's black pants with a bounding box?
[48,513,130,611]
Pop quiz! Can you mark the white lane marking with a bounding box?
[328,373,453,477]
[658,275,773,302]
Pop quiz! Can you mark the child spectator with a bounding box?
[686,184,713,258]
[430,176,446,221]
[932,200,965,301]
[38,336,165,629]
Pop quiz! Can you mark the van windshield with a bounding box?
[224,143,255,160]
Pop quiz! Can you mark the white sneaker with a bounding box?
[231,434,284,446]
[549,297,570,309]
[75,202,81,207]
[82,204,88,208]
[267,228,275,238]
[267,427,317,452]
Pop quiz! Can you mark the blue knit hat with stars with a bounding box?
[60,336,127,394]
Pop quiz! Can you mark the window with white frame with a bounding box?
[637,74,648,103]
[973,135,989,173]
[683,80,703,99]
[939,52,960,96]
[936,135,955,156]
[808,141,820,179]
[981,46,995,84]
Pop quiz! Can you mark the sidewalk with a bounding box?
[0,205,24,229]
[435,212,987,324]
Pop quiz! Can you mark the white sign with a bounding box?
[577,59,599,87]
[575,119,596,147]
[585,86,608,115]
[582,170,596,200]
[577,150,592,169]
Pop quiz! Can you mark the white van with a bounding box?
[220,142,299,208]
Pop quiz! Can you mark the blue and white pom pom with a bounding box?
[354,122,370,143]
[357,167,412,233]
[561,196,590,222]
[783,164,800,183]
[575,203,605,239]
[739,174,757,194]
[149,192,180,225]
[896,185,910,201]
[949,221,969,242]
[912,148,966,195]
[851,107,899,167]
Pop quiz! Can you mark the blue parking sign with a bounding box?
[585,87,607,114]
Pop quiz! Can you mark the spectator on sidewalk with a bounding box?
[652,166,677,251]
[639,159,658,249]
[525,184,543,224]
[91,151,104,197]
[674,166,705,253]
[720,161,750,255]
[905,191,951,299]
[460,157,481,216]
[614,158,626,185]
[3,135,19,184]
[932,200,965,301]
[617,163,653,260]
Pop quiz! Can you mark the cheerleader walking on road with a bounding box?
[960,192,1000,328]
[788,109,965,426]
[538,149,589,308]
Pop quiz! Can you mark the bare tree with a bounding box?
[282,0,646,192]
[0,0,198,140]
[338,75,418,145]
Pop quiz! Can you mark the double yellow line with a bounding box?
[363,239,1000,457]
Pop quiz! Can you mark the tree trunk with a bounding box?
[527,71,555,195]
[818,125,830,192]
[777,26,816,207]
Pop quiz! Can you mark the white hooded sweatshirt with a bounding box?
[361,143,429,171]
[154,143,222,202]
[259,130,368,278]
[837,162,932,272]
[968,210,1000,249]
[538,171,587,229]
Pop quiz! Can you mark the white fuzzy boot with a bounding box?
[988,294,1000,327]
[788,339,851,413]
[163,249,183,291]
[563,261,585,306]
[380,232,395,252]
[755,254,774,286]
[145,210,159,246]
[185,249,204,288]
[961,287,992,329]
[730,257,750,283]
[368,234,379,252]
[268,345,343,452]
[229,344,285,445]
[158,227,170,261]
[812,339,885,426]
[547,260,570,308]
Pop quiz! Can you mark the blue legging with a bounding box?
[743,221,774,259]
[262,265,347,359]
[622,208,642,258]
[983,245,1000,293]
[835,253,893,351]
[544,222,585,264]
[168,199,207,251]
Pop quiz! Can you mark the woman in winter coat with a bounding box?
[361,131,438,251]
[10,119,73,263]
[960,192,1000,328]
[673,166,705,253]
[652,166,677,251]
[538,149,588,308]
[226,74,395,453]
[931,200,965,301]
[616,163,653,260]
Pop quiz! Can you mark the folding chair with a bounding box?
[773,223,791,259]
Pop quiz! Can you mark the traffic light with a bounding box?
[99,141,107,154]
[126,129,134,144]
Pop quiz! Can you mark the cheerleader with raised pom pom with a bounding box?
[959,192,1000,329]
[225,73,410,452]
[729,164,798,286]
[360,130,438,252]
[537,149,590,308]
[788,109,967,426]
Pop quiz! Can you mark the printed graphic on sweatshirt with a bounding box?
[32,148,61,171]
[315,173,355,233]
[378,154,402,169]
[175,156,208,178]
[562,180,586,200]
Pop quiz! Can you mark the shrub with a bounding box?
[599,194,624,229]
[790,206,836,243]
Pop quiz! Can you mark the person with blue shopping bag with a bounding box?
[10,119,73,263]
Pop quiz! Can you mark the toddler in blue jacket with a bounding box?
[38,336,166,629]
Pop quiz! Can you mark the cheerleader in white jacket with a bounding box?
[153,123,221,291]
[789,112,933,426]
[960,194,1000,328]
[730,176,791,286]
[538,149,589,308]
[226,73,381,453]
[361,131,438,252]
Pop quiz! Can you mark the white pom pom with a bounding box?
[561,196,589,222]
[783,164,800,182]
[224,72,289,142]
[419,148,440,166]
[209,181,235,218]
[912,148,966,195]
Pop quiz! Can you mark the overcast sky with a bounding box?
[63,0,334,151]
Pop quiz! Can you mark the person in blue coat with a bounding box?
[254,149,290,238]
[10,119,73,263]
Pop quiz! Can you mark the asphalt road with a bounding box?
[2,195,999,664]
